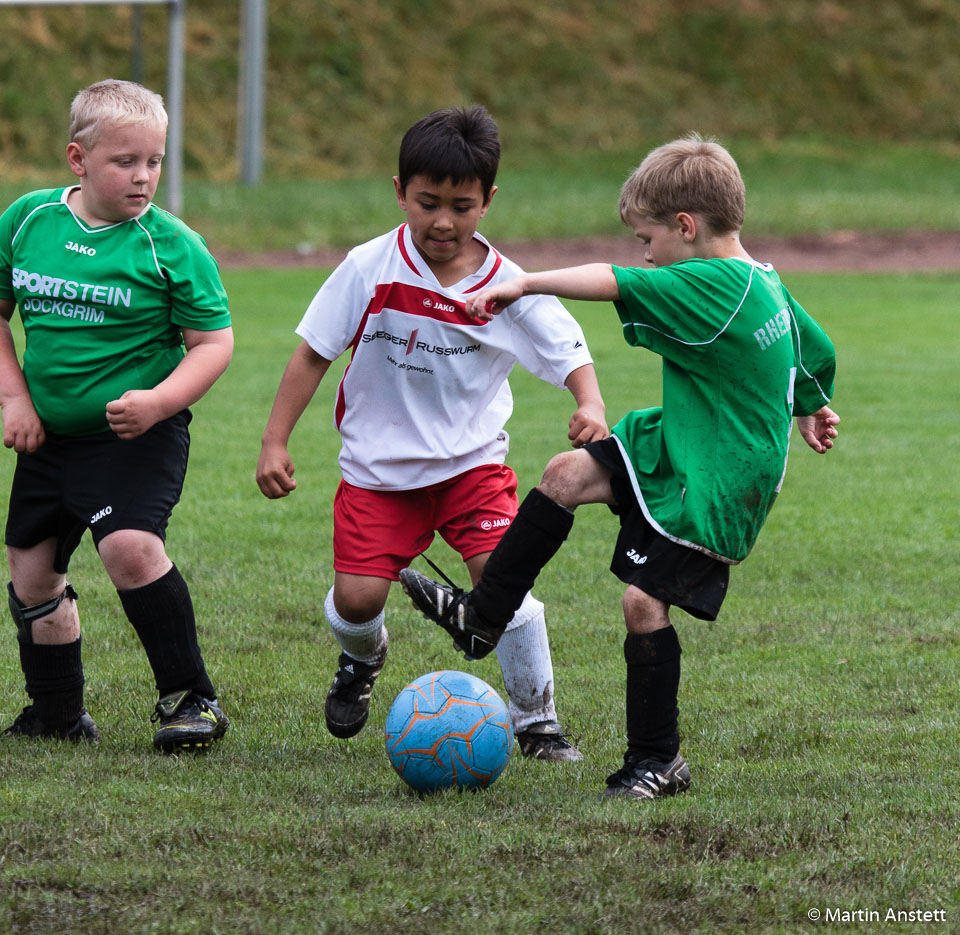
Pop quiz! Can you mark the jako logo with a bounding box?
[90,505,113,524]
[626,548,647,565]
[66,241,97,256]
[423,297,457,313]
[480,518,511,531]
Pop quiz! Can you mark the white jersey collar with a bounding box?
[61,184,153,232]
[397,223,503,294]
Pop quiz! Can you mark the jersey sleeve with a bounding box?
[160,223,231,330]
[507,293,594,388]
[0,193,34,303]
[784,287,836,415]
[295,252,373,361]
[612,263,729,347]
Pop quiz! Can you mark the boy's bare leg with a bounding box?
[8,540,79,643]
[537,448,617,510]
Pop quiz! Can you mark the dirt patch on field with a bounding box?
[218,230,960,273]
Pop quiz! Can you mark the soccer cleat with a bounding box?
[603,752,691,800]
[515,720,584,762]
[151,690,229,753]
[2,705,100,742]
[324,636,388,739]
[398,568,505,660]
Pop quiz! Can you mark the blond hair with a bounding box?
[619,134,745,234]
[69,79,167,149]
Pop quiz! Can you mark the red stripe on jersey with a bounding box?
[333,278,485,429]
[365,281,485,326]
[463,249,502,293]
[397,224,420,276]
[398,223,503,296]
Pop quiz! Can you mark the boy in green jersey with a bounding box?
[400,135,839,799]
[0,80,233,751]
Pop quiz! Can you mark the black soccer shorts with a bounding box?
[584,436,730,621]
[5,410,192,573]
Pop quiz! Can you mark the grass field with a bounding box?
[1,268,958,934]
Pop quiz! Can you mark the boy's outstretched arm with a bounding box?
[105,326,234,440]
[257,340,333,499]
[0,299,45,454]
[796,405,840,453]
[465,264,621,321]
[564,363,608,447]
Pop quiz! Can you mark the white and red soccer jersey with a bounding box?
[296,224,593,490]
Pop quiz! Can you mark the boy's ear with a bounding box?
[66,142,87,179]
[675,211,697,242]
[393,176,406,209]
[479,184,498,217]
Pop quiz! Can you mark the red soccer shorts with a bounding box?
[332,464,519,579]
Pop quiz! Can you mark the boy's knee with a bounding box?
[330,578,390,624]
[538,451,582,506]
[622,586,670,634]
[98,530,171,589]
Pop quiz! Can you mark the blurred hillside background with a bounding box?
[1,0,958,249]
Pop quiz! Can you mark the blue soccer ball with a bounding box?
[385,670,513,792]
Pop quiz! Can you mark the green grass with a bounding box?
[4,139,959,253]
[1,270,959,934]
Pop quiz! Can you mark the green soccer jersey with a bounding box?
[0,187,231,435]
[611,258,835,563]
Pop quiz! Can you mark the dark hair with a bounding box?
[397,105,500,201]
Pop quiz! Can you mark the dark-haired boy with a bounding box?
[257,106,606,758]
[400,135,839,798]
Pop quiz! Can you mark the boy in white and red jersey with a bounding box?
[257,106,607,758]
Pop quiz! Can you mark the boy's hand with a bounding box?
[1,394,45,453]
[106,389,165,439]
[257,443,297,498]
[568,404,608,448]
[465,279,525,321]
[796,405,840,453]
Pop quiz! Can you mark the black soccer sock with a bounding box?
[471,486,575,626]
[118,564,216,699]
[19,637,85,729]
[624,626,682,763]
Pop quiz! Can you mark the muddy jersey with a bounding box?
[296,223,593,490]
[611,258,835,563]
[0,187,231,435]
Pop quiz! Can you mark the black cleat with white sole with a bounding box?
[515,720,584,762]
[398,568,505,660]
[324,637,388,739]
[603,752,691,800]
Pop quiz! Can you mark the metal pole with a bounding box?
[131,3,144,83]
[239,0,266,184]
[164,0,185,214]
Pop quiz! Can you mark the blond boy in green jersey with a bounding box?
[0,80,233,751]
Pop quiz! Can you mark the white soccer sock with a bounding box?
[324,587,387,664]
[495,593,558,733]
